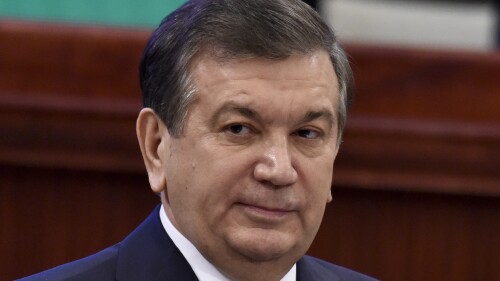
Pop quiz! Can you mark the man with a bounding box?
[20,0,376,280]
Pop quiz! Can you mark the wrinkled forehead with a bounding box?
[193,45,335,67]
[188,50,340,118]
[189,49,338,88]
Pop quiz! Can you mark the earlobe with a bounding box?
[136,108,168,193]
[328,167,335,203]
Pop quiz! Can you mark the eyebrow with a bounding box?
[209,102,263,128]
[298,110,336,130]
[210,101,336,129]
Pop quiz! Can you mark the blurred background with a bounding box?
[1,1,499,280]
[0,0,498,49]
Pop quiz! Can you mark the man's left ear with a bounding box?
[328,147,339,203]
[136,108,168,194]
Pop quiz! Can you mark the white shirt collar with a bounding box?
[159,205,297,281]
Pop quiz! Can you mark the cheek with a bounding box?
[299,155,335,217]
[301,162,332,229]
[163,142,205,215]
[302,154,334,190]
[167,144,249,212]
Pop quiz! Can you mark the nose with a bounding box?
[253,136,298,187]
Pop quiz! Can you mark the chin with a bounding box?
[226,229,301,262]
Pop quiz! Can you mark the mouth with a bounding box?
[236,202,296,223]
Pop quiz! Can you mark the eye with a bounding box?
[226,124,252,135]
[295,129,320,139]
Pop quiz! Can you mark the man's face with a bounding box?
[159,51,340,266]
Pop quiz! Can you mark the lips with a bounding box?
[241,203,293,213]
[236,201,298,223]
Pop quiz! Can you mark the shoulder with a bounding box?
[298,255,378,281]
[16,244,120,281]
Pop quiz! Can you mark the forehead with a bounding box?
[187,51,340,123]
[190,51,338,96]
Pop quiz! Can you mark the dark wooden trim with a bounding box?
[338,45,500,197]
[0,96,142,172]
[1,20,499,196]
[0,20,149,99]
[0,20,147,172]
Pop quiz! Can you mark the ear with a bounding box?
[327,149,338,204]
[327,167,333,203]
[136,108,168,193]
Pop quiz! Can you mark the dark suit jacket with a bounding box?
[18,205,377,281]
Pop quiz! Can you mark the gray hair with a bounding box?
[140,0,353,143]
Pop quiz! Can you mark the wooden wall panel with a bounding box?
[0,20,146,173]
[0,165,158,280]
[310,188,500,281]
[0,20,146,99]
[1,21,499,281]
[335,45,500,196]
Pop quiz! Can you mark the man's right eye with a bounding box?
[226,124,251,135]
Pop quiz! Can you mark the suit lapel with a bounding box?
[116,205,198,281]
[297,256,340,281]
